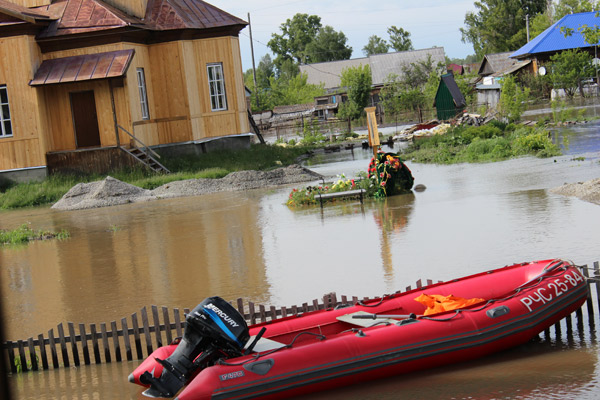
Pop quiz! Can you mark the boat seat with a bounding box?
[336,311,399,327]
[244,336,286,353]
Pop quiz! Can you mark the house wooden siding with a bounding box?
[0,34,47,171]
[1,0,249,178]
[33,36,248,151]
[131,36,248,147]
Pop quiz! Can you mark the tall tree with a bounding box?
[268,13,352,70]
[387,26,414,52]
[461,0,548,58]
[305,25,353,63]
[554,0,599,19]
[363,35,389,56]
[268,13,321,67]
[244,54,276,111]
[256,54,275,89]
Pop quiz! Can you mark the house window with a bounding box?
[0,85,13,137]
[207,63,227,111]
[136,68,150,120]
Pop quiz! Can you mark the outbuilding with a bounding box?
[433,73,466,120]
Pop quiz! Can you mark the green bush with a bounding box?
[402,124,560,164]
[512,129,560,157]
[460,125,503,144]
[464,137,511,162]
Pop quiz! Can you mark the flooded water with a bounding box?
[2,121,600,399]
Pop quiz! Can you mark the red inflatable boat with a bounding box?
[129,259,588,399]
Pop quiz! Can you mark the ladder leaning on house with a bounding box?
[117,125,170,174]
[248,110,265,144]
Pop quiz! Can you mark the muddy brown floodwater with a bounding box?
[2,122,600,399]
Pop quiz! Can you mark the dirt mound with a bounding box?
[52,176,156,211]
[52,165,322,211]
[550,178,600,206]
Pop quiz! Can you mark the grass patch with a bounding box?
[0,223,70,245]
[402,124,561,164]
[0,144,312,209]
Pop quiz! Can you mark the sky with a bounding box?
[208,0,479,72]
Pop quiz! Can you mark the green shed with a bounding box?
[434,73,466,120]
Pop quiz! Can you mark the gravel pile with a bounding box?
[52,164,322,211]
[550,178,600,205]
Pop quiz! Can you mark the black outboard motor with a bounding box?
[140,297,249,398]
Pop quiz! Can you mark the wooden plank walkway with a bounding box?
[2,262,599,374]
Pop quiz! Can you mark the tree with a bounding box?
[549,49,593,97]
[387,26,413,52]
[529,12,552,38]
[401,55,442,87]
[363,35,389,56]
[305,25,353,63]
[380,57,445,123]
[498,75,529,123]
[527,1,599,40]
[268,13,352,70]
[380,74,403,128]
[554,0,599,19]
[461,0,548,58]
[255,54,275,89]
[338,65,372,131]
[244,55,277,111]
[268,73,325,108]
[268,13,320,68]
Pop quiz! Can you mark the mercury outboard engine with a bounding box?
[140,297,249,398]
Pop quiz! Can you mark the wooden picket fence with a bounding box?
[3,262,599,374]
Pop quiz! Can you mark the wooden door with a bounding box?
[70,91,101,148]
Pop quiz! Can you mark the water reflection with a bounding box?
[301,340,599,400]
[1,192,273,340]
[373,195,415,284]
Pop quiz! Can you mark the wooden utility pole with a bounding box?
[248,13,259,109]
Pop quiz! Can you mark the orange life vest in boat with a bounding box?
[414,294,486,316]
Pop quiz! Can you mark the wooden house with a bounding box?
[475,52,531,108]
[0,0,250,182]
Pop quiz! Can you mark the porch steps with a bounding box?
[121,147,170,174]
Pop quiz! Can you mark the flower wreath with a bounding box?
[368,152,414,197]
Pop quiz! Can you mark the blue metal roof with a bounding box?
[511,12,600,58]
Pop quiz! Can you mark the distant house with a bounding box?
[434,73,466,120]
[511,11,600,64]
[300,47,446,92]
[475,52,531,107]
[447,63,464,75]
[477,52,532,85]
[299,47,446,122]
[0,0,250,182]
